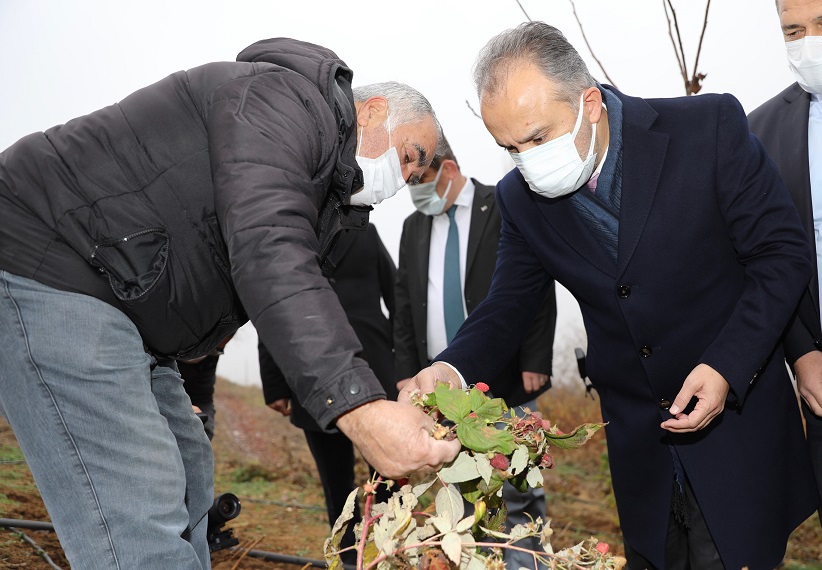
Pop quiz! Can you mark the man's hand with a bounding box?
[398,362,463,404]
[396,378,413,392]
[794,350,822,416]
[336,399,461,478]
[661,363,730,433]
[268,398,292,416]
[522,371,549,393]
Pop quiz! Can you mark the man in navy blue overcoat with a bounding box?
[402,22,820,569]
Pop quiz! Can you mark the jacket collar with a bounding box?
[533,87,668,279]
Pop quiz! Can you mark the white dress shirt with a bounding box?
[809,94,822,324]
[426,178,475,360]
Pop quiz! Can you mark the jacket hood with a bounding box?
[237,38,353,106]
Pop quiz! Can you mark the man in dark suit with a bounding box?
[402,22,819,569]
[748,0,822,522]
[258,223,396,565]
[394,139,556,568]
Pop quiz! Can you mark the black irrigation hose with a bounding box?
[5,526,63,570]
[0,518,54,531]
[243,497,326,512]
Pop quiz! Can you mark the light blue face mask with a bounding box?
[409,166,453,216]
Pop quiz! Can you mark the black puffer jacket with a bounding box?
[0,38,385,429]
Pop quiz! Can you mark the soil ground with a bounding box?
[1,378,820,569]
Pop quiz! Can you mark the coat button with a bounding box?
[640,346,653,357]
[326,398,334,406]
[659,399,671,410]
[348,384,361,395]
[617,285,631,298]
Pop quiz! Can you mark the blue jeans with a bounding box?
[0,271,213,569]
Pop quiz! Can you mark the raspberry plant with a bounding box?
[324,383,626,569]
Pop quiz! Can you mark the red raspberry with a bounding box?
[541,419,552,431]
[468,412,478,418]
[475,382,490,393]
[595,542,610,554]
[489,453,509,470]
[539,453,555,469]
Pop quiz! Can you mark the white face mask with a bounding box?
[351,114,406,206]
[410,166,453,216]
[511,94,598,199]
[786,36,822,94]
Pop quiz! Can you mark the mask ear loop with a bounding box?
[386,112,393,150]
[356,125,364,157]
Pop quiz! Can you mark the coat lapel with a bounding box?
[535,193,617,277]
[616,95,669,280]
[779,84,818,312]
[466,181,494,278]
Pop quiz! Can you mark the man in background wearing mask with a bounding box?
[0,37,459,569]
[401,22,819,569]
[748,0,822,523]
[394,138,556,569]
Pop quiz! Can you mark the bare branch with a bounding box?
[568,0,619,88]
[662,0,687,83]
[465,99,483,120]
[514,0,532,21]
[691,0,711,82]
[666,0,690,84]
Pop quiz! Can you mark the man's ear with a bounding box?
[582,86,604,125]
[440,159,458,178]
[356,96,389,128]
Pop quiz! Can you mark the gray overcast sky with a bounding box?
[0,0,796,383]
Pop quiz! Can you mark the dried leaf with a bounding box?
[323,488,358,560]
[510,445,529,476]
[441,531,463,564]
[455,514,476,533]
[412,474,438,498]
[439,451,481,484]
[526,467,544,489]
[474,453,493,485]
[546,422,605,449]
[435,483,464,527]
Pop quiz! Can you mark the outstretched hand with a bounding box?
[661,363,730,433]
[398,362,463,404]
[336,399,461,479]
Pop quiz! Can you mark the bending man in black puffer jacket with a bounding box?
[0,37,458,569]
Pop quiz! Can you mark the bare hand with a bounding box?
[522,371,549,393]
[396,378,413,392]
[268,398,292,417]
[661,363,730,433]
[336,399,461,478]
[398,362,463,404]
[794,351,822,416]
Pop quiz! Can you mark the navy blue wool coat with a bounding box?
[438,89,819,569]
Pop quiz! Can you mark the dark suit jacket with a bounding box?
[438,90,818,569]
[394,180,556,407]
[259,224,396,431]
[749,82,822,362]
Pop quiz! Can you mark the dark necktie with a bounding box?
[443,205,464,344]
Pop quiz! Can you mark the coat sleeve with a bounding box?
[208,69,385,430]
[517,281,557,377]
[258,339,291,405]
[393,219,422,381]
[699,95,813,403]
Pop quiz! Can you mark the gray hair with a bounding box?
[473,22,596,110]
[353,81,443,150]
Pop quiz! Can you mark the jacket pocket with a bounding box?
[90,228,169,301]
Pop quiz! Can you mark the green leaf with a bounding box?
[434,384,472,423]
[439,451,481,483]
[546,422,605,450]
[467,386,509,423]
[458,480,484,504]
[457,416,516,454]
